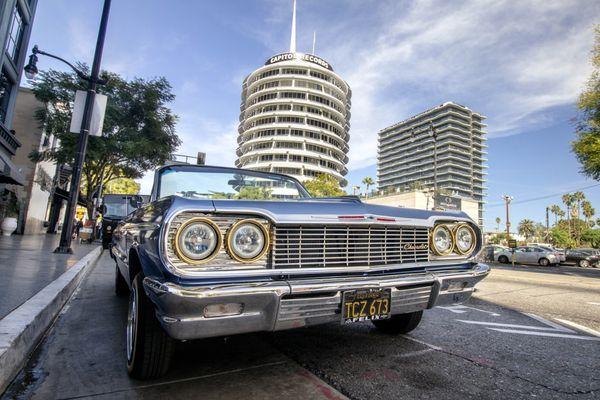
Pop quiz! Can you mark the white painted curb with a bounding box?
[0,246,102,393]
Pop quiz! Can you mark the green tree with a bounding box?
[549,227,575,248]
[582,200,595,226]
[533,222,547,241]
[582,229,600,248]
[362,177,374,198]
[572,26,600,180]
[30,66,180,219]
[408,181,423,191]
[562,193,575,237]
[517,219,536,241]
[304,174,345,197]
[549,204,562,225]
[495,217,501,232]
[103,177,140,195]
[572,191,587,244]
[235,186,272,200]
[489,232,506,245]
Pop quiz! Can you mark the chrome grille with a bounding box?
[272,225,429,268]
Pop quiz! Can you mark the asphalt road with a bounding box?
[3,256,600,399]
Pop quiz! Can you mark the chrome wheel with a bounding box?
[579,260,590,268]
[127,284,136,362]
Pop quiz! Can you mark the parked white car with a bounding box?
[496,246,559,266]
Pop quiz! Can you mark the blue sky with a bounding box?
[27,0,600,230]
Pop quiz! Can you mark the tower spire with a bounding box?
[289,0,297,53]
[312,31,316,54]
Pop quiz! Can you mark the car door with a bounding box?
[521,247,536,264]
[532,247,546,264]
[513,247,527,263]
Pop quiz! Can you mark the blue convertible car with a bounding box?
[111,164,489,378]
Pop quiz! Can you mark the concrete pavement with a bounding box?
[477,264,600,331]
[0,235,93,319]
[3,257,599,399]
[2,254,347,400]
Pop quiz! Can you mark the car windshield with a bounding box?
[102,197,135,218]
[158,167,310,200]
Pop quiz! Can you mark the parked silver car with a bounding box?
[496,246,559,266]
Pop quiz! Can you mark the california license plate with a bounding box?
[342,288,391,324]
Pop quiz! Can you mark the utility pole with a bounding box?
[55,0,112,253]
[502,195,513,241]
[545,206,549,240]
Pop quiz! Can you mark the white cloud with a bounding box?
[305,0,600,169]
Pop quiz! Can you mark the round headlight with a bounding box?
[227,220,269,262]
[431,225,453,255]
[174,218,221,264]
[454,224,476,254]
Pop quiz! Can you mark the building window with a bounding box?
[5,5,25,64]
[0,69,14,123]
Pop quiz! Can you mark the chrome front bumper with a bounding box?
[143,264,490,340]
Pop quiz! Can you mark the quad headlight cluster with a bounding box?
[172,217,270,265]
[431,222,477,257]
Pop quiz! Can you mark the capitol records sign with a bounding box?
[266,52,334,71]
[434,194,461,211]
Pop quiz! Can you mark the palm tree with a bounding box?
[352,185,361,196]
[572,191,586,219]
[362,177,374,198]
[582,200,595,226]
[517,219,536,241]
[549,204,562,225]
[572,191,586,245]
[562,193,575,237]
[495,217,501,232]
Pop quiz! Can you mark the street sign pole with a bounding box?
[54,0,111,253]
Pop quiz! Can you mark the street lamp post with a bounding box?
[502,195,513,241]
[24,0,112,253]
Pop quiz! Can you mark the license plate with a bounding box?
[342,288,391,324]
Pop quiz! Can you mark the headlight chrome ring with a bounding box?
[430,224,454,256]
[453,223,477,255]
[173,217,222,264]
[226,219,270,263]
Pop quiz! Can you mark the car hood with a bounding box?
[204,197,471,227]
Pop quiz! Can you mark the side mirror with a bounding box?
[100,204,107,215]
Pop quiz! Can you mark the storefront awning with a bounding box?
[0,151,25,186]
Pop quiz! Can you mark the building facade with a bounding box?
[364,190,480,223]
[11,87,64,234]
[235,2,351,186]
[0,0,37,186]
[377,102,487,224]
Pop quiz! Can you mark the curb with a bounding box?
[0,245,103,394]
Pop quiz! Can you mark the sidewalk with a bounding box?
[0,234,102,393]
[0,234,93,319]
[3,253,347,400]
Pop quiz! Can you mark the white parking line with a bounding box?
[400,334,442,351]
[587,302,600,306]
[553,319,600,338]
[455,320,571,332]
[395,348,435,359]
[523,313,574,333]
[488,328,600,341]
[438,304,501,316]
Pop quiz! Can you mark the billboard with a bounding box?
[433,194,461,211]
[265,52,333,71]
